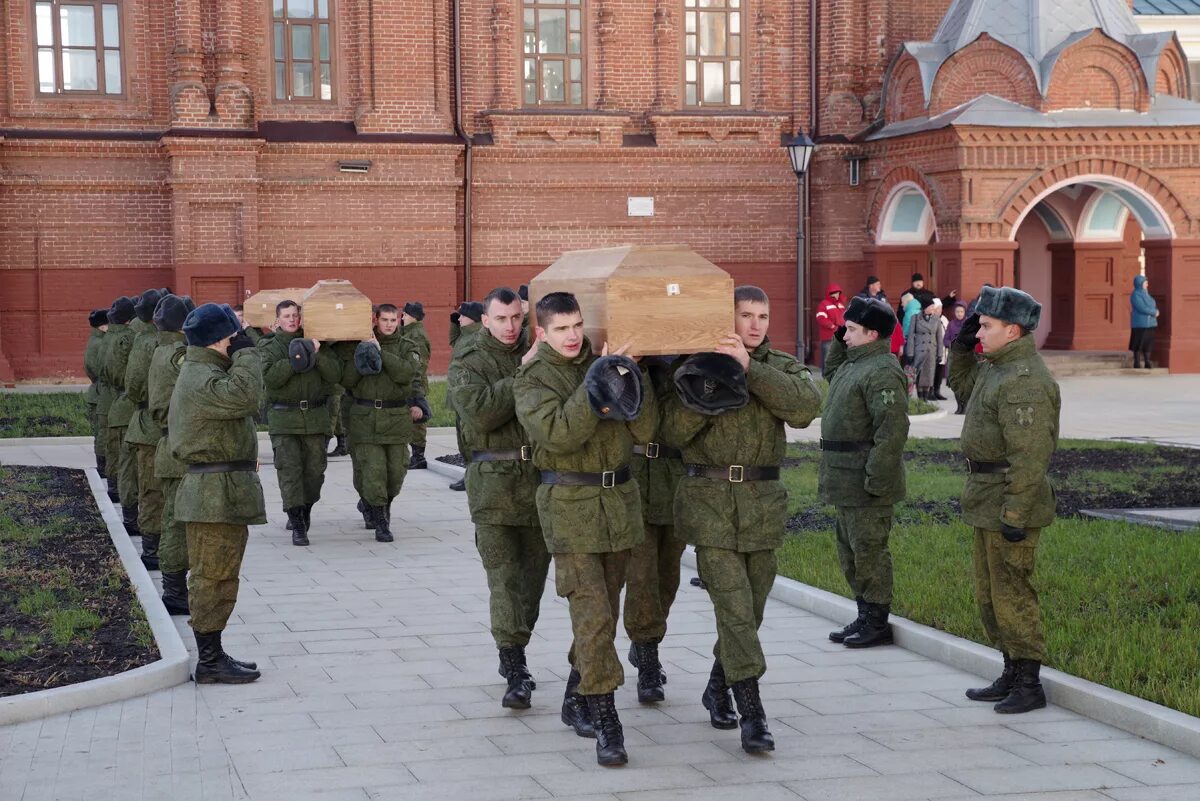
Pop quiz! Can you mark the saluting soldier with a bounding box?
[84,309,109,477]
[661,285,823,754]
[401,301,432,470]
[949,286,1060,715]
[514,291,656,767]
[124,289,170,570]
[170,303,264,684]
[449,287,550,711]
[102,295,140,519]
[257,300,342,546]
[819,296,909,648]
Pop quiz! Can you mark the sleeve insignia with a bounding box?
[881,388,897,406]
[1016,406,1035,426]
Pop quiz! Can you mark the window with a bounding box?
[522,0,584,106]
[34,1,123,95]
[272,0,334,101]
[683,0,742,107]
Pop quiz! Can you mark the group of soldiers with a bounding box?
[82,278,1060,767]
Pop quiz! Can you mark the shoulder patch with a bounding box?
[880,388,898,407]
[171,349,186,368]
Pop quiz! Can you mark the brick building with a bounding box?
[3,0,1200,380]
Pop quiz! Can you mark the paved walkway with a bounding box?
[2,427,1200,800]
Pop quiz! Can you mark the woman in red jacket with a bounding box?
[815,283,846,374]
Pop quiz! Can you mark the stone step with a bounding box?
[1039,350,1169,378]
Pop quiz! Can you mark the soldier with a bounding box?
[948,286,1060,715]
[124,289,171,570]
[623,355,687,704]
[514,291,657,767]
[102,295,141,522]
[661,285,823,754]
[448,301,485,491]
[342,303,425,542]
[450,287,550,710]
[258,300,342,546]
[170,303,264,684]
[819,297,909,649]
[97,301,131,502]
[84,310,109,477]
[401,301,432,470]
[148,295,193,615]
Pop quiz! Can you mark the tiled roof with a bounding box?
[1134,0,1200,15]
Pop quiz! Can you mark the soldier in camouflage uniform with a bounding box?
[169,303,264,684]
[96,307,125,500]
[819,296,909,649]
[447,302,484,491]
[257,300,342,546]
[949,286,1060,715]
[402,301,432,470]
[661,285,823,754]
[84,310,109,477]
[449,288,550,710]
[124,289,169,570]
[514,292,658,767]
[102,295,140,525]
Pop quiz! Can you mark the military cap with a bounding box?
[108,296,136,325]
[134,288,164,323]
[183,303,240,347]
[457,301,485,323]
[288,337,317,373]
[182,296,196,313]
[354,341,383,375]
[975,285,1042,331]
[518,284,529,302]
[88,309,109,328]
[844,296,897,338]
[403,301,425,321]
[673,352,749,416]
[154,294,189,332]
[584,354,643,421]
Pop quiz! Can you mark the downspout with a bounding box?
[801,0,819,363]
[452,0,473,304]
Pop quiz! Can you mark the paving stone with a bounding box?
[852,744,1033,774]
[364,775,551,801]
[1004,738,1187,766]
[943,764,1142,795]
[1101,756,1200,785]
[783,772,973,801]
[534,765,713,795]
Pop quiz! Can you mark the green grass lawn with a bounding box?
[778,439,1200,718]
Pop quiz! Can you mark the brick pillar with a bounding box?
[170,0,209,126]
[1043,241,1135,351]
[932,241,1016,303]
[651,1,678,111]
[356,1,447,133]
[213,0,253,128]
[1143,239,1200,373]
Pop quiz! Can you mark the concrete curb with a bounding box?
[681,549,1200,760]
[427,457,465,481]
[0,468,191,726]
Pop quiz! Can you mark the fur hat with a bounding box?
[584,355,644,421]
[354,341,383,375]
[457,301,485,323]
[409,396,432,423]
[108,296,136,325]
[154,294,189,332]
[844,296,897,338]
[88,309,109,328]
[975,285,1042,331]
[182,296,196,313]
[518,284,529,302]
[135,288,164,323]
[403,301,425,321]
[911,272,925,282]
[288,338,316,373]
[183,303,240,347]
[673,352,749,416]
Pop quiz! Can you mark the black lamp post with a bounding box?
[784,132,816,364]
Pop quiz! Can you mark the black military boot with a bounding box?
[373,506,393,542]
[303,503,313,532]
[329,434,348,457]
[843,602,893,648]
[955,398,967,415]
[356,498,374,529]
[561,668,595,738]
[498,646,534,709]
[628,641,666,704]
[97,455,107,479]
[288,507,309,546]
[140,533,160,571]
[409,446,428,470]
[829,596,867,643]
[731,677,775,753]
[966,654,1015,702]
[701,660,738,730]
[107,475,120,503]
[994,659,1047,714]
[449,477,466,491]
[193,631,260,684]
[585,693,628,766]
[122,505,141,537]
[161,571,190,616]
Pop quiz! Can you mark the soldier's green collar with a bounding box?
[750,337,773,362]
[480,327,524,354]
[186,344,231,366]
[537,336,593,366]
[376,328,403,345]
[983,333,1036,365]
[273,327,303,343]
[846,338,890,361]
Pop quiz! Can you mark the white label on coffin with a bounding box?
[335,303,344,310]
[666,283,681,296]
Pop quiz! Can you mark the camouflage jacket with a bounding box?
[169,346,266,525]
[818,337,909,507]
[84,330,105,406]
[449,328,539,527]
[948,334,1060,531]
[514,338,657,554]
[258,328,342,436]
[103,320,141,427]
[451,323,480,358]
[661,337,823,551]
[341,328,420,445]
[147,332,187,479]
[402,321,432,395]
[633,358,687,527]
[124,327,169,446]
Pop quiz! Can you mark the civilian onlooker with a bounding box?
[856,276,888,304]
[815,283,847,372]
[930,299,948,401]
[904,297,945,401]
[900,292,921,338]
[1129,275,1159,369]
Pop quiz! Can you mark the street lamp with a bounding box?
[784,132,816,365]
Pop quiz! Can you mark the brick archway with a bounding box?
[867,165,945,243]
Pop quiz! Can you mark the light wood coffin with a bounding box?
[528,245,734,356]
[299,280,374,340]
[243,288,308,328]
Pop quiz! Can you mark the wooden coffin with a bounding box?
[528,245,734,356]
[243,288,308,328]
[300,280,374,341]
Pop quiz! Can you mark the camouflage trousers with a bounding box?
[187,522,249,633]
[88,402,102,461]
[94,410,108,468]
[623,522,686,644]
[158,477,188,574]
[697,546,777,684]
[271,433,328,509]
[132,443,164,535]
[104,423,123,495]
[410,421,427,448]
[329,387,352,437]
[351,442,409,506]
[834,506,894,605]
[973,527,1046,663]
[555,550,630,696]
[114,430,139,508]
[476,524,551,648]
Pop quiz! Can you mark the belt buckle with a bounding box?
[645,442,660,459]
[519,445,532,461]
[602,470,616,489]
[728,464,745,483]
[374,399,384,410]
[299,400,309,411]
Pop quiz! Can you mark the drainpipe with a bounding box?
[800,0,820,364]
[452,0,473,304]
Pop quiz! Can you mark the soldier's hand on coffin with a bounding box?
[602,340,638,362]
[310,338,321,352]
[715,334,751,372]
[521,329,544,365]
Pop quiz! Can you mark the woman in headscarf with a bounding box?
[904,296,945,401]
[1129,275,1159,369]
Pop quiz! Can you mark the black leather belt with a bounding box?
[685,464,781,483]
[634,443,681,459]
[188,460,258,474]
[540,465,632,488]
[820,439,871,452]
[354,398,408,409]
[136,401,148,410]
[472,447,533,462]
[271,400,326,410]
[966,459,1010,474]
